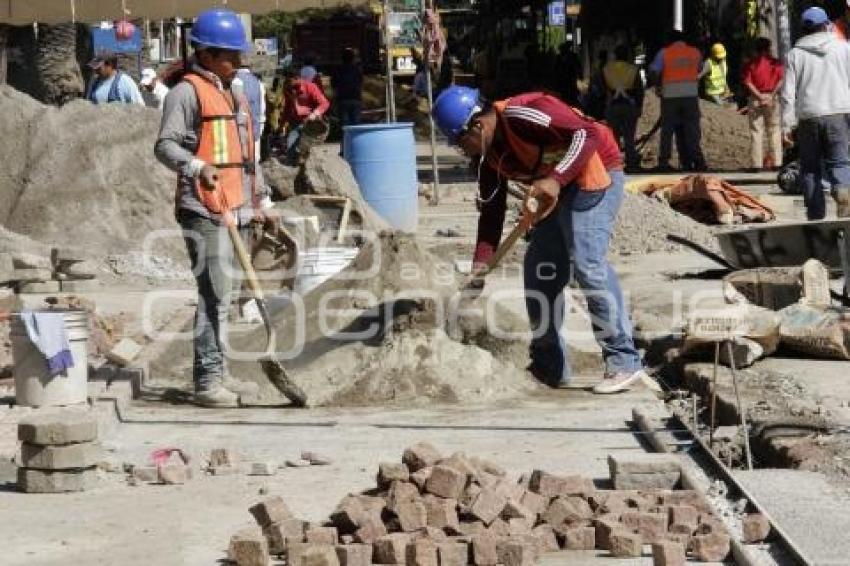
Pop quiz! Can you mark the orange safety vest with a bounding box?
[661,42,701,85]
[488,97,611,191]
[183,73,255,214]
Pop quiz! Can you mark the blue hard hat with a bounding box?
[432,85,482,143]
[801,6,829,27]
[190,8,249,51]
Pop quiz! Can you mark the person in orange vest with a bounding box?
[649,30,708,172]
[432,86,661,395]
[155,8,275,408]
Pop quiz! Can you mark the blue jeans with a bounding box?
[523,171,642,383]
[338,99,362,127]
[179,210,249,392]
[285,124,304,163]
[796,114,850,220]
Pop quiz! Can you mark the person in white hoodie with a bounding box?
[781,6,850,219]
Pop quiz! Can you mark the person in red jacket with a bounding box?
[741,37,784,170]
[280,66,330,163]
[433,86,660,395]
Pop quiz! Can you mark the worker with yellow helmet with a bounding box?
[703,42,732,105]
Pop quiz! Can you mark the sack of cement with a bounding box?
[723,267,802,310]
[779,304,850,360]
[683,304,781,367]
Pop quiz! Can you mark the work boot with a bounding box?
[194,386,239,408]
[221,376,260,396]
[592,369,660,395]
[834,185,850,218]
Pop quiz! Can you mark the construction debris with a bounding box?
[229,444,732,565]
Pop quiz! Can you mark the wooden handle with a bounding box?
[467,197,538,283]
[227,223,266,302]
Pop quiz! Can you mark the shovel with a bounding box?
[215,187,308,407]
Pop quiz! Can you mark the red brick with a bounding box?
[402,442,443,472]
[652,540,686,566]
[353,515,387,544]
[610,531,642,557]
[395,499,427,532]
[531,524,559,553]
[471,533,499,565]
[692,533,731,562]
[541,496,593,527]
[742,513,770,543]
[423,495,459,532]
[405,538,438,566]
[436,541,468,566]
[306,526,339,545]
[249,496,293,528]
[470,487,509,525]
[562,526,595,550]
[496,539,537,566]
[335,543,372,566]
[425,465,467,500]
[229,527,269,566]
[378,462,410,488]
[373,533,412,564]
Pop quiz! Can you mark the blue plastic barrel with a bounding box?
[343,123,418,232]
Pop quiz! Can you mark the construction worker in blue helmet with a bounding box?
[155,8,277,408]
[432,85,661,396]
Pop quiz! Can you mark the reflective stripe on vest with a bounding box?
[661,43,701,98]
[488,96,611,191]
[183,73,255,214]
[704,59,727,96]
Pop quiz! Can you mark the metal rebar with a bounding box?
[726,340,754,470]
[710,341,719,447]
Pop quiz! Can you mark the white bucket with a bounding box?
[12,310,89,407]
[294,247,359,295]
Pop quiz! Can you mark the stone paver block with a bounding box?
[610,531,642,557]
[288,543,339,566]
[159,463,190,484]
[608,454,681,490]
[249,462,276,476]
[562,526,596,550]
[410,467,432,490]
[436,541,468,566]
[306,526,339,545]
[457,521,487,536]
[529,470,595,498]
[692,533,731,562]
[378,462,409,488]
[250,496,294,527]
[209,448,236,467]
[470,487,509,525]
[425,465,467,500]
[652,540,686,566]
[331,497,368,533]
[372,533,412,564]
[621,511,668,543]
[395,499,427,532]
[353,515,387,544]
[17,467,97,493]
[496,539,536,566]
[20,442,99,469]
[18,411,97,445]
[667,505,698,529]
[132,465,159,483]
[542,496,593,527]
[264,519,307,554]
[471,533,498,565]
[335,543,372,566]
[742,513,770,543]
[593,515,623,550]
[105,338,143,367]
[519,490,549,516]
[406,538,438,566]
[402,442,442,472]
[229,527,269,566]
[423,495,459,532]
[531,524,559,552]
[387,481,419,511]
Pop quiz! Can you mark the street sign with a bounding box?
[549,1,565,26]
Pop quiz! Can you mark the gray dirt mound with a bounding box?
[0,86,185,259]
[612,191,720,255]
[150,233,561,406]
[637,91,750,172]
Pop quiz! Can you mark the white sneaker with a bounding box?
[194,386,239,408]
[593,369,658,394]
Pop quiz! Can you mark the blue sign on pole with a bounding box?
[549,1,566,26]
[91,26,143,54]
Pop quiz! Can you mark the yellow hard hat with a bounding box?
[711,43,727,59]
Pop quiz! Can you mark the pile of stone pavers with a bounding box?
[16,410,100,493]
[227,443,772,565]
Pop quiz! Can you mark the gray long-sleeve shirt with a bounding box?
[154,66,270,225]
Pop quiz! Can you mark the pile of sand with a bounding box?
[0,86,185,259]
[637,91,751,172]
[612,191,720,255]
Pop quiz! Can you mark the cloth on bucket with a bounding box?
[641,174,775,225]
[20,311,75,376]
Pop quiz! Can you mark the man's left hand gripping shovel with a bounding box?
[216,187,308,407]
